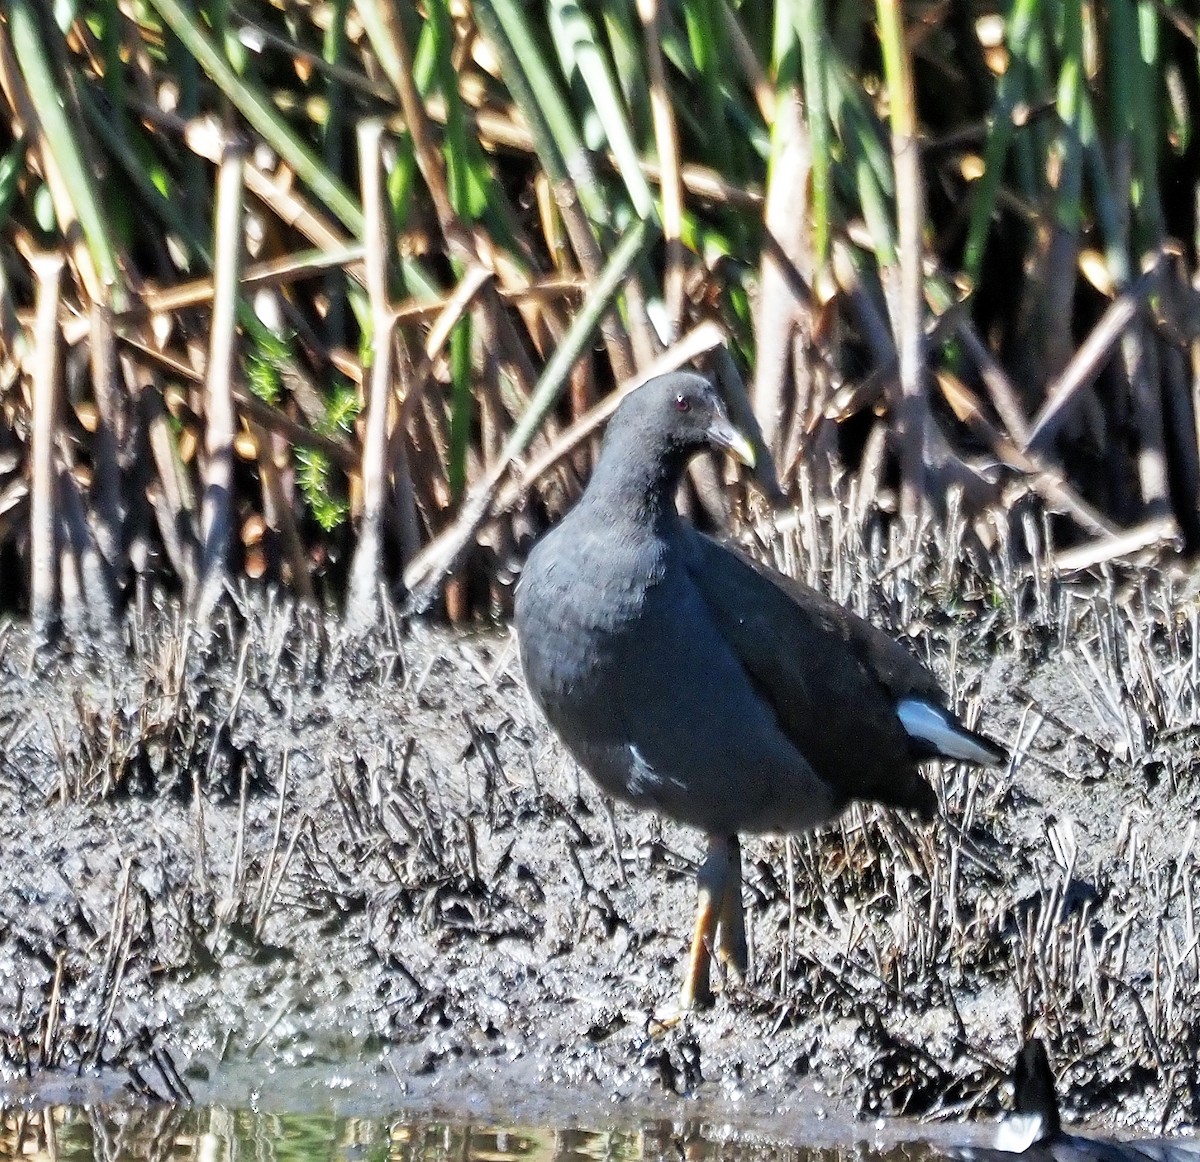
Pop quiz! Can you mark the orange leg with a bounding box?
[679,834,740,1010]
[714,834,747,979]
[680,879,717,1010]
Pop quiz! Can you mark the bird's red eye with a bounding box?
[674,394,691,412]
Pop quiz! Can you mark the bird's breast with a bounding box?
[516,529,665,713]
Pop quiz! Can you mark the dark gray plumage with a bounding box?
[514,371,1006,1009]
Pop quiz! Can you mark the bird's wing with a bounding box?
[682,531,940,814]
[721,539,946,701]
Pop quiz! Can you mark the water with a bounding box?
[1,1106,959,1162]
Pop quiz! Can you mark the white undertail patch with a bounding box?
[896,698,1005,766]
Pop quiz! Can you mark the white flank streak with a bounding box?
[896,698,1001,765]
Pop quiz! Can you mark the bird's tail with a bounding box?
[896,698,1008,766]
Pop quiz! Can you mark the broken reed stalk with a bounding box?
[252,420,315,603]
[141,370,199,590]
[29,252,63,641]
[877,0,928,521]
[137,244,367,316]
[935,371,1117,539]
[1048,516,1180,573]
[345,119,394,635]
[87,305,124,579]
[1122,318,1171,518]
[55,432,114,635]
[396,265,495,433]
[711,344,784,499]
[752,88,811,458]
[1025,251,1168,454]
[949,313,1032,444]
[636,0,684,338]
[196,143,245,626]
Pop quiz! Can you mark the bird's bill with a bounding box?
[706,415,757,468]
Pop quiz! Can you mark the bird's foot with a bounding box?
[648,979,711,1035]
[678,974,715,1013]
[648,1000,689,1035]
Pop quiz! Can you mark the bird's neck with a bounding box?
[581,444,688,534]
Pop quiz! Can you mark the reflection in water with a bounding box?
[0,1107,945,1162]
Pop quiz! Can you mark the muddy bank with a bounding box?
[2,516,1200,1132]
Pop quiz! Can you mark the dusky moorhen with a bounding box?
[952,1039,1200,1161]
[514,371,1006,1009]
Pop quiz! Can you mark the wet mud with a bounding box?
[2,518,1200,1135]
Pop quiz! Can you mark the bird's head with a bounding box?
[607,371,757,473]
